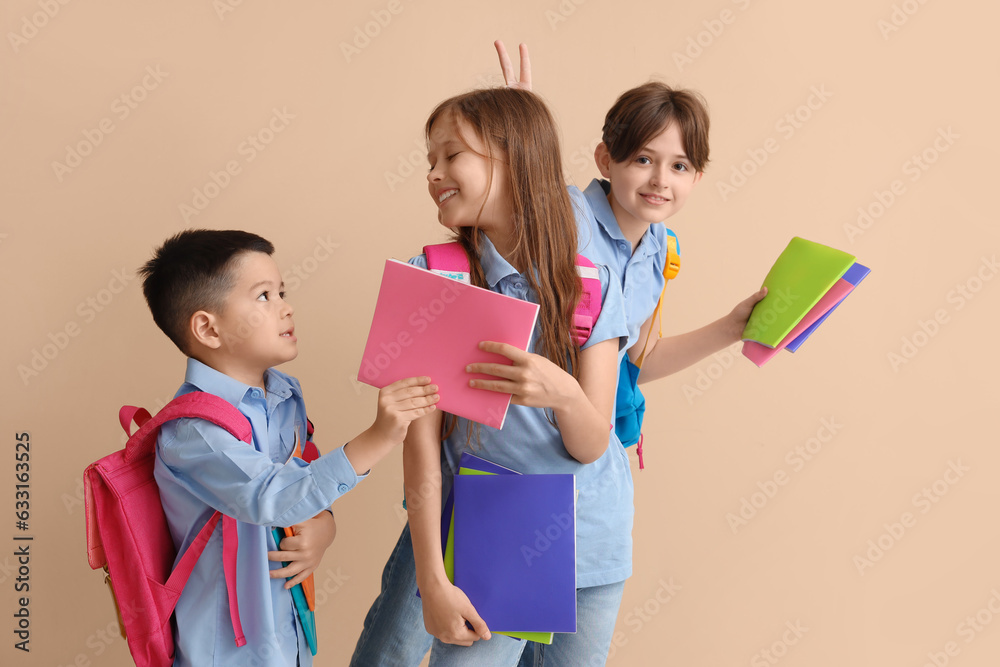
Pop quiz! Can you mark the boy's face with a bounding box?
[210,251,297,384]
[597,123,702,230]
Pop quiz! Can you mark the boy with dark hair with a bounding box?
[141,229,439,666]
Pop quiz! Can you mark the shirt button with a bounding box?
[250,389,263,398]
[337,483,350,494]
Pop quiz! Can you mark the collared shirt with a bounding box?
[411,236,634,587]
[570,178,668,353]
[154,358,365,666]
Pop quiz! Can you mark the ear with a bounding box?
[594,142,613,179]
[693,171,704,186]
[189,311,223,350]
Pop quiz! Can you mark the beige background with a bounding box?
[2,0,998,665]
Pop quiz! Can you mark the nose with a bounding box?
[427,162,443,184]
[281,298,293,318]
[650,163,670,190]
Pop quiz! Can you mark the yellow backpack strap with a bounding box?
[635,230,681,368]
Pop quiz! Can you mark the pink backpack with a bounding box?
[423,242,603,345]
[84,392,249,667]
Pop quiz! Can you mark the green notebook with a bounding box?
[742,237,856,348]
[444,466,554,645]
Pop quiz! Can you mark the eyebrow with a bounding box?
[249,280,283,292]
[640,145,690,160]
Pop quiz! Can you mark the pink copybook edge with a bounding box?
[742,278,855,367]
[358,260,539,429]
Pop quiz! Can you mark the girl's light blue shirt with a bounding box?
[570,178,669,353]
[410,236,633,587]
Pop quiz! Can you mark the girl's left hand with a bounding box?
[466,341,579,410]
[727,287,768,342]
[267,511,337,588]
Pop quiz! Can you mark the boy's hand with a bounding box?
[421,580,491,646]
[466,341,578,410]
[495,40,531,91]
[727,287,768,342]
[372,376,439,445]
[267,511,337,588]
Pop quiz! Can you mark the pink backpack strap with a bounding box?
[423,242,471,284]
[424,242,604,345]
[572,255,603,346]
[122,391,251,647]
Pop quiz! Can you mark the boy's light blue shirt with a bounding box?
[411,236,634,587]
[154,358,365,667]
[570,178,668,353]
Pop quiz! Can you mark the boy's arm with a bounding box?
[636,288,766,383]
[405,411,491,646]
[159,377,438,527]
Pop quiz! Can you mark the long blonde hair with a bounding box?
[426,88,581,377]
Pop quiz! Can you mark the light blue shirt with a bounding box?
[411,236,634,587]
[154,358,365,667]
[570,178,668,352]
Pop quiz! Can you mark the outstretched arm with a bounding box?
[637,288,766,383]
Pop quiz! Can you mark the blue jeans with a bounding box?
[430,580,626,667]
[350,524,433,667]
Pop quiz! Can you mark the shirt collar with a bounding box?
[584,178,662,256]
[182,358,297,406]
[477,233,520,289]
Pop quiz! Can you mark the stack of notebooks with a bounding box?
[429,453,578,644]
[742,237,870,367]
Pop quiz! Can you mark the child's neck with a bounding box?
[195,352,268,390]
[606,193,653,254]
[620,218,651,254]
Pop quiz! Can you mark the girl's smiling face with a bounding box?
[426,112,512,238]
[598,122,703,232]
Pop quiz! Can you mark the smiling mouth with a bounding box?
[438,189,458,204]
[641,194,670,204]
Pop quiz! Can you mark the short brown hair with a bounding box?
[602,82,710,171]
[139,229,274,355]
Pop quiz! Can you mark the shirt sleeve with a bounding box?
[158,418,365,527]
[582,263,629,351]
[408,253,429,270]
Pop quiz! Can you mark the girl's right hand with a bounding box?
[372,377,439,445]
[494,40,532,91]
[421,580,492,646]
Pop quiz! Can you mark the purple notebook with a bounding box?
[786,263,870,352]
[453,473,577,633]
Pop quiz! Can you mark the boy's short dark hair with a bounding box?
[139,229,274,354]
[602,82,711,172]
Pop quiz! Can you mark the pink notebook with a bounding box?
[358,260,539,429]
[742,278,856,367]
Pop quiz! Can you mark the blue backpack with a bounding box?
[614,229,681,469]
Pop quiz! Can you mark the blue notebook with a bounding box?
[786,263,871,352]
[453,473,577,633]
